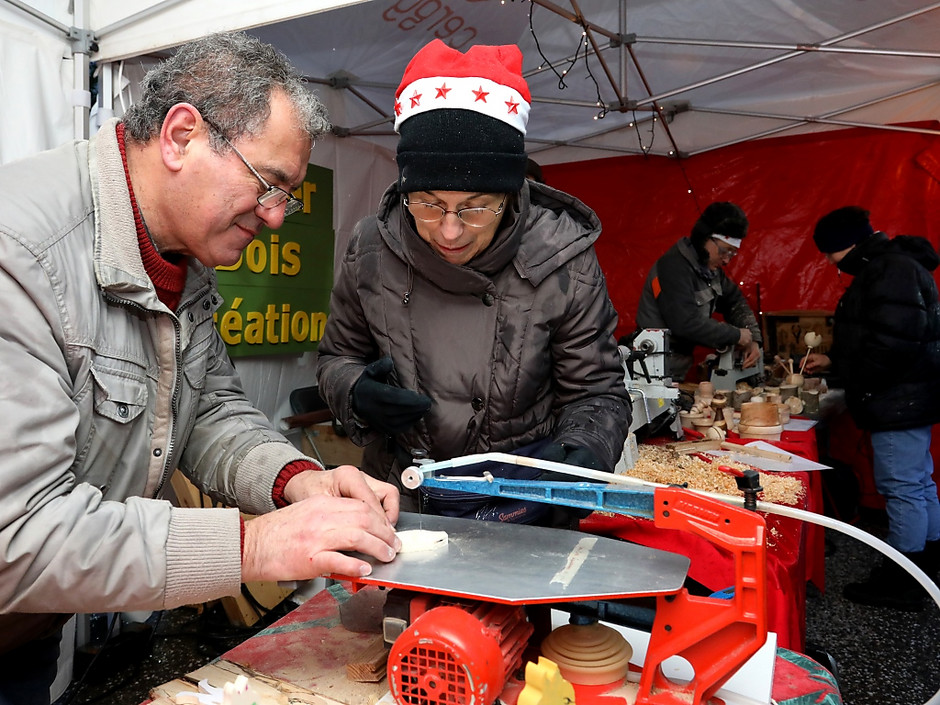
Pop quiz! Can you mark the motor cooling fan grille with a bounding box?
[397,645,469,705]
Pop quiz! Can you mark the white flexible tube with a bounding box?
[404,453,940,705]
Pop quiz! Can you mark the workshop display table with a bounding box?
[582,425,827,653]
[145,582,841,705]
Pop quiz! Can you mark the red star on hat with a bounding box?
[393,39,531,136]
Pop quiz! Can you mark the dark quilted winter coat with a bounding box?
[317,181,630,503]
[829,231,940,430]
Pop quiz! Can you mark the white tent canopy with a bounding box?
[243,0,940,164]
[4,0,940,164]
[3,0,940,420]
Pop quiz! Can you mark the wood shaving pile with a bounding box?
[625,445,805,506]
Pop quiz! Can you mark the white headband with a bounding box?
[712,234,742,249]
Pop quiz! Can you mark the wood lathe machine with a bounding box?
[339,455,771,705]
[620,329,680,439]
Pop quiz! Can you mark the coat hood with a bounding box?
[838,231,940,276]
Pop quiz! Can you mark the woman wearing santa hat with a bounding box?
[316,39,630,527]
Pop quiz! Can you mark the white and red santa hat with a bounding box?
[394,39,531,194]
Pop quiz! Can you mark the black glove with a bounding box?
[352,357,432,436]
[536,442,605,527]
[537,442,604,482]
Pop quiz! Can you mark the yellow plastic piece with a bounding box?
[518,657,576,705]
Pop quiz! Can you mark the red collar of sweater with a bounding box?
[116,123,188,311]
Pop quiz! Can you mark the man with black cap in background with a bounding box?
[316,39,630,526]
[804,205,940,611]
[635,201,762,382]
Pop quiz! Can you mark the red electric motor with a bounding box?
[387,601,533,705]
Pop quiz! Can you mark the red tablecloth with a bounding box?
[580,426,826,654]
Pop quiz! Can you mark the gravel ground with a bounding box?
[805,510,940,705]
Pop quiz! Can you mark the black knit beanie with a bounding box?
[394,39,530,194]
[813,206,874,253]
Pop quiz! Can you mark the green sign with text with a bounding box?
[214,163,334,358]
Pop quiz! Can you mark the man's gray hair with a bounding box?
[122,32,330,147]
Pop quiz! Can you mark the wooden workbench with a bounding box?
[145,581,842,705]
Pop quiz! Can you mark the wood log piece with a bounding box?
[737,423,784,441]
[800,389,820,415]
[740,400,780,427]
[731,388,752,411]
[346,637,389,683]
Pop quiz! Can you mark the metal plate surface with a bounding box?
[348,512,689,604]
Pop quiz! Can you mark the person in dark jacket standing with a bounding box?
[805,206,940,611]
[316,40,630,525]
[635,202,762,382]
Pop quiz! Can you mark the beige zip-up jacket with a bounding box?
[0,119,308,652]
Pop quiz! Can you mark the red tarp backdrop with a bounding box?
[545,122,940,342]
[546,122,940,501]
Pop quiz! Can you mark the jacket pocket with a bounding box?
[90,365,147,423]
[693,285,718,309]
[182,351,208,391]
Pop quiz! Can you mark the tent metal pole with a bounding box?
[627,45,683,157]
[632,1,940,109]
[0,0,68,33]
[95,0,192,39]
[636,36,940,60]
[566,0,625,106]
[95,61,116,134]
[686,81,940,156]
[529,0,622,43]
[71,0,91,140]
[525,110,670,156]
[696,112,940,137]
[618,0,627,99]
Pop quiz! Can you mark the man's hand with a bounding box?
[737,327,754,347]
[284,466,400,525]
[803,352,831,375]
[740,340,761,369]
[242,491,401,583]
